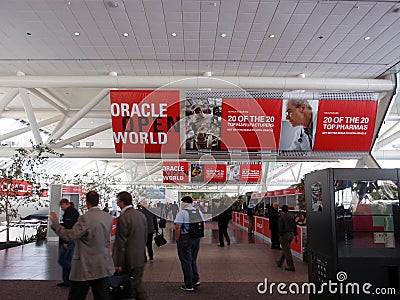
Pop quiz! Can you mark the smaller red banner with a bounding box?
[255,217,263,234]
[204,164,227,182]
[162,162,189,184]
[283,188,297,195]
[62,185,82,194]
[0,179,33,197]
[239,164,262,183]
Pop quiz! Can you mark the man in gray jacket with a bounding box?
[50,191,114,300]
[113,191,148,300]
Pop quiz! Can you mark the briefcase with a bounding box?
[154,233,167,247]
[108,272,136,300]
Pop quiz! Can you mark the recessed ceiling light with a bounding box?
[171,32,177,37]
[74,32,80,36]
[221,33,226,38]
[269,34,275,39]
[123,32,129,37]
[364,36,371,40]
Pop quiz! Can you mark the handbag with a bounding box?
[108,272,136,300]
[154,230,167,247]
[159,218,167,228]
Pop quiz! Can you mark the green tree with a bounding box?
[0,143,63,244]
[66,170,121,214]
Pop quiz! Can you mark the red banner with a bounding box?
[203,164,227,182]
[162,162,189,184]
[255,217,263,234]
[62,185,82,194]
[239,164,262,183]
[314,100,377,151]
[220,98,282,150]
[0,179,33,196]
[110,90,180,154]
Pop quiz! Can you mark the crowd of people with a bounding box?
[244,201,305,272]
[49,191,206,299]
[49,191,303,299]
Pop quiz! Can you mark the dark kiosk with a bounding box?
[305,168,400,299]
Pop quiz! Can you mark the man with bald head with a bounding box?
[285,99,316,151]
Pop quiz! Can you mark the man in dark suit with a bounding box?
[138,199,158,262]
[113,191,148,300]
[269,202,281,249]
[50,191,115,300]
[276,205,298,272]
[217,201,232,247]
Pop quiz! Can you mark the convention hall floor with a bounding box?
[0,222,308,299]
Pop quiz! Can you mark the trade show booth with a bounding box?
[305,168,400,299]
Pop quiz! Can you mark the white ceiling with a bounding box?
[0,0,399,77]
[0,0,400,187]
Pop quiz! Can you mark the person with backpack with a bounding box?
[174,195,205,292]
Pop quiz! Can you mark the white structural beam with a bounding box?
[356,154,380,168]
[19,88,43,145]
[375,130,400,150]
[27,88,68,115]
[46,114,69,144]
[0,75,393,91]
[132,161,162,182]
[0,109,109,119]
[53,123,111,148]
[0,115,62,142]
[374,150,400,160]
[51,89,109,141]
[0,89,18,114]
[36,88,69,109]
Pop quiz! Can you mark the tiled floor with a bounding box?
[0,222,308,284]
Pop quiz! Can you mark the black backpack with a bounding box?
[184,208,204,238]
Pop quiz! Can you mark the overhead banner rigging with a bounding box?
[110,90,378,156]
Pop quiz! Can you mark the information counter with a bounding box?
[232,211,307,261]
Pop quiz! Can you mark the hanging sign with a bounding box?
[0,179,33,197]
[110,90,180,154]
[162,162,189,184]
[313,99,378,151]
[220,98,282,150]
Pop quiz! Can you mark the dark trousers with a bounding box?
[278,232,295,270]
[68,277,109,300]
[248,216,254,233]
[131,266,147,300]
[270,222,280,248]
[177,235,200,288]
[58,242,75,284]
[146,233,154,260]
[218,221,230,246]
